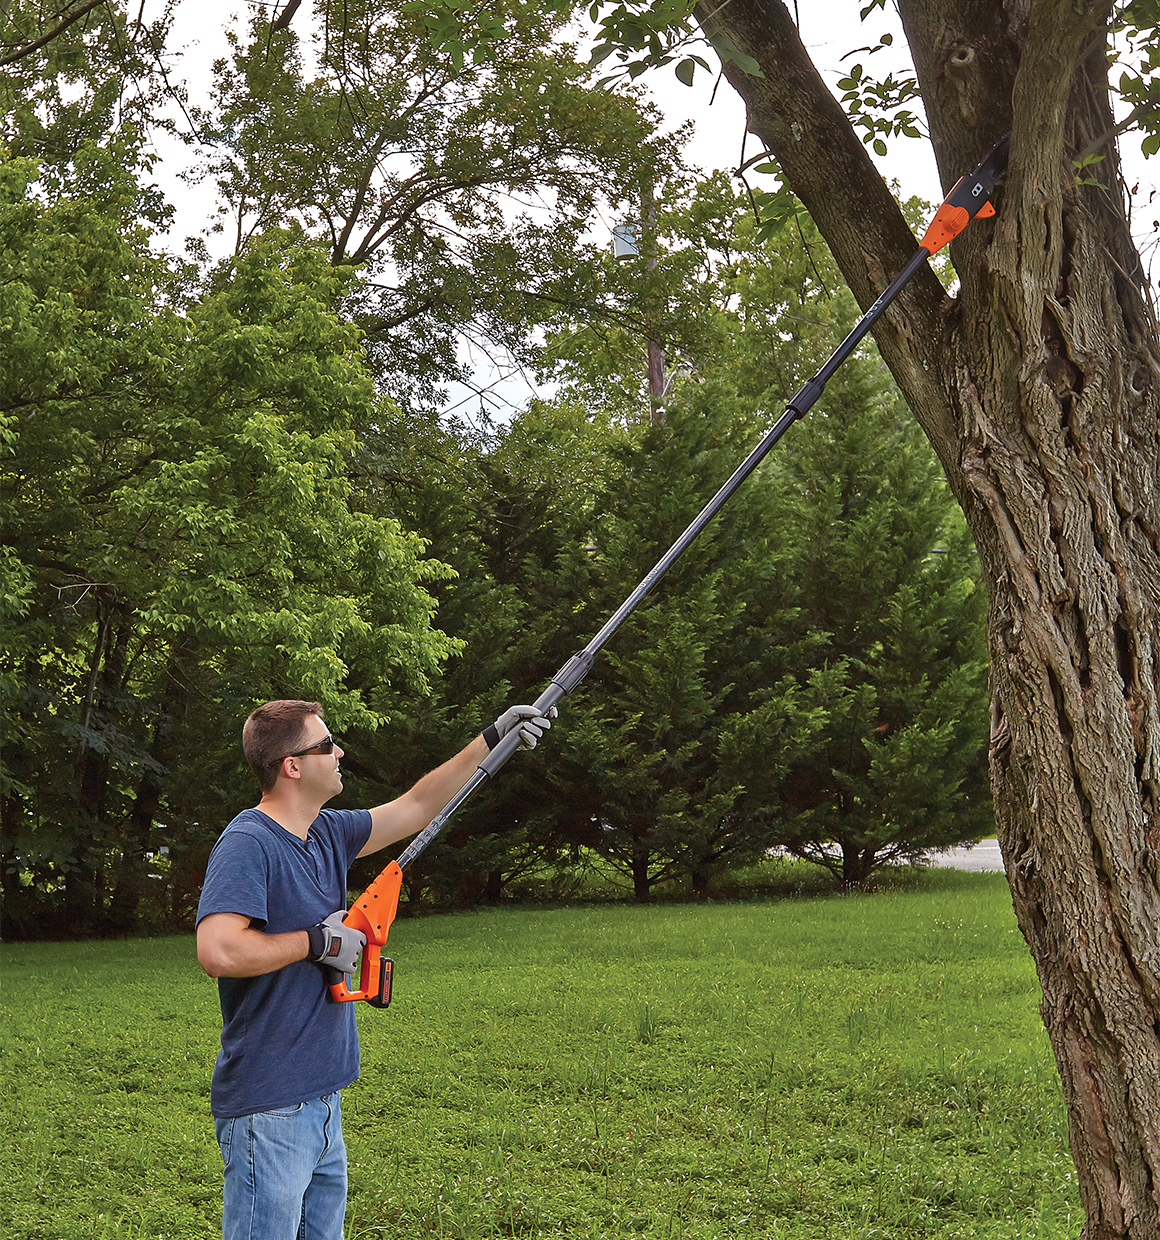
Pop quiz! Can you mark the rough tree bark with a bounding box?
[693,2,1160,1235]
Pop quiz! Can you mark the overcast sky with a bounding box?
[142,0,1157,414]
[646,0,940,194]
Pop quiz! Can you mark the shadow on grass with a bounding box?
[456,852,1002,916]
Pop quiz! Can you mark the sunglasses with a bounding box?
[270,734,341,764]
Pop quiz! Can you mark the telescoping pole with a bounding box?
[330,132,1012,1007]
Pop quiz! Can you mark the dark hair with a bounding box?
[243,700,325,793]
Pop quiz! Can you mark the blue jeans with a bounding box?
[215,1093,348,1240]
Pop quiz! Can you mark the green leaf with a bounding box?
[710,32,765,79]
[675,57,696,86]
[730,50,764,78]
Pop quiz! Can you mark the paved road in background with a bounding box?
[928,839,1004,872]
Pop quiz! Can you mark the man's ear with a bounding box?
[277,756,303,782]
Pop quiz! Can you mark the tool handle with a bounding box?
[329,861,403,1003]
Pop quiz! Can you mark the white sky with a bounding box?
[646,1,936,194]
[141,0,1157,415]
[150,0,947,247]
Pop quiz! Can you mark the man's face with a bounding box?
[292,714,345,801]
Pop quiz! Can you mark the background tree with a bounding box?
[523,177,989,896]
[340,395,613,907]
[0,0,997,917]
[547,389,808,901]
[0,0,688,926]
[0,144,456,935]
[764,347,991,885]
[194,0,680,413]
[1,0,173,164]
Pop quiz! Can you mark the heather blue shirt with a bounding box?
[196,806,373,1119]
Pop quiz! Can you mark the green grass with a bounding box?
[0,871,1080,1239]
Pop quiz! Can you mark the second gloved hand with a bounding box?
[306,910,366,975]
[485,704,558,751]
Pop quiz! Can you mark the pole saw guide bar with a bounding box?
[329,131,1012,1008]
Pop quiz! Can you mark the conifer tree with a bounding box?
[755,342,992,884]
[524,180,989,895]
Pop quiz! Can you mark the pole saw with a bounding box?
[329,131,1012,1009]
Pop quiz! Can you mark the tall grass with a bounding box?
[0,871,1079,1238]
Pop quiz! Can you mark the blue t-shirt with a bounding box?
[196,806,373,1118]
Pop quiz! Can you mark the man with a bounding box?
[196,698,553,1240]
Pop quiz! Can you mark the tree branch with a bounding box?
[271,0,303,32]
[692,0,961,467]
[0,0,109,67]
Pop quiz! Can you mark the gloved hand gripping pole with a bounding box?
[329,132,1011,1006]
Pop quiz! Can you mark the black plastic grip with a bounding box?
[551,651,594,694]
[787,377,826,418]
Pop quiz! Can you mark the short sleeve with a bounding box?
[196,829,270,928]
[323,807,373,866]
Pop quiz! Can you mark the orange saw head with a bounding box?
[919,133,1010,255]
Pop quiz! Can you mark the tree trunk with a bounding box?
[840,841,876,888]
[696,2,1160,1234]
[107,768,162,933]
[0,791,30,937]
[631,832,653,901]
[69,607,131,935]
[108,647,183,932]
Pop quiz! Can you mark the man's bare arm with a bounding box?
[357,706,556,859]
[197,911,310,978]
[358,734,490,858]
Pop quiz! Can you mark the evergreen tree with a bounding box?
[340,395,619,906]
[756,342,991,885]
[528,179,989,894]
[551,385,827,899]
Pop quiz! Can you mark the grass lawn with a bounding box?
[0,870,1080,1238]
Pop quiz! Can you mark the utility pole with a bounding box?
[646,340,665,426]
[642,180,665,426]
[613,187,666,426]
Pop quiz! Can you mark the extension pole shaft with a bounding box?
[331,132,1013,1004]
[355,133,1012,891]
[401,246,936,870]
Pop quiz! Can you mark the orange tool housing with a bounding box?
[920,198,996,255]
[329,860,402,1005]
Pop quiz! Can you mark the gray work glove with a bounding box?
[483,704,558,751]
[306,910,366,975]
